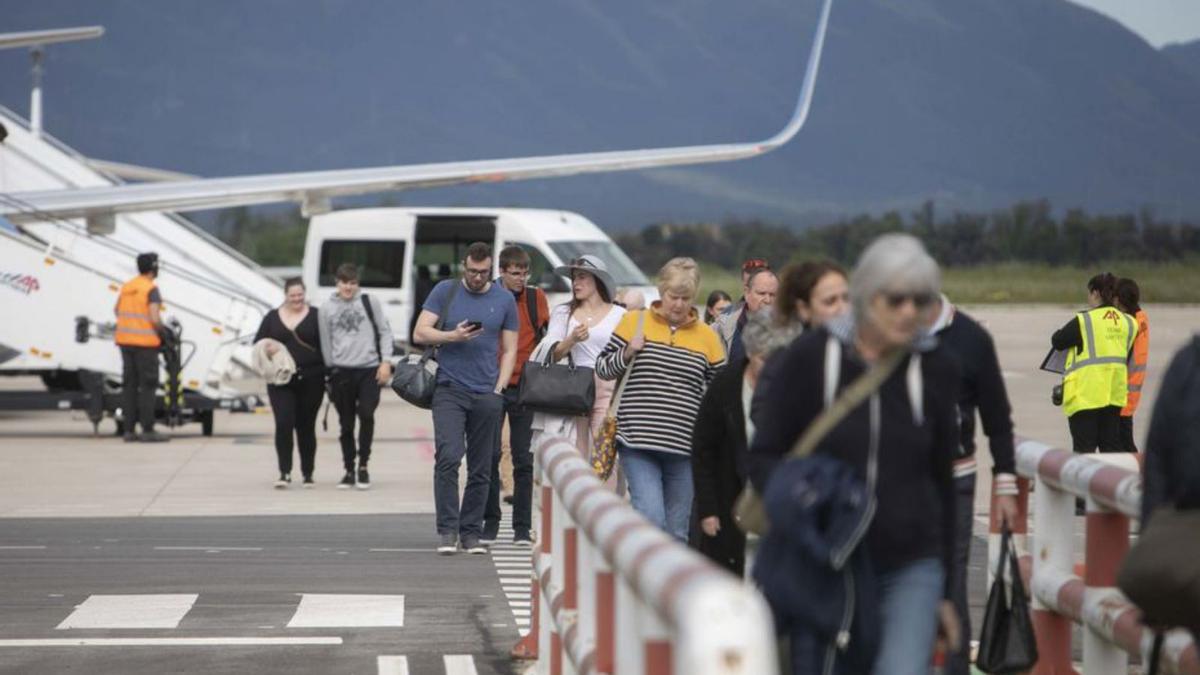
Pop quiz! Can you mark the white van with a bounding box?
[301,207,657,348]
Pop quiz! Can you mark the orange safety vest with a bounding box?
[1121,309,1149,417]
[114,275,162,348]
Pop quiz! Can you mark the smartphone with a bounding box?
[465,320,483,331]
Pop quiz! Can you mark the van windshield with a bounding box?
[548,241,649,287]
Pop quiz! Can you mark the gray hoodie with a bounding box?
[318,291,394,368]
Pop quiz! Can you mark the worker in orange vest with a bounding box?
[114,252,169,443]
[1116,278,1149,452]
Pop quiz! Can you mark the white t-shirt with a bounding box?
[546,303,627,368]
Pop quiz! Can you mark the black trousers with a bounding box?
[485,386,535,538]
[331,367,381,470]
[1119,415,1138,453]
[946,474,977,675]
[1068,405,1124,454]
[267,375,325,478]
[120,346,159,434]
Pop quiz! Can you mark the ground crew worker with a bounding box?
[1115,278,1149,452]
[1051,272,1136,455]
[114,252,169,443]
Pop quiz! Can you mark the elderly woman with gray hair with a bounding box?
[748,234,960,675]
[689,309,790,576]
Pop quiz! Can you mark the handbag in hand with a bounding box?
[592,310,645,481]
[975,525,1038,674]
[391,282,459,409]
[517,344,595,415]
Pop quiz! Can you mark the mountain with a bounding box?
[1163,39,1200,84]
[2,0,1200,230]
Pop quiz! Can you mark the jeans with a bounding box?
[872,558,945,675]
[266,374,325,478]
[432,383,504,538]
[120,346,159,433]
[486,386,534,537]
[618,444,693,542]
[946,475,976,675]
[331,367,381,470]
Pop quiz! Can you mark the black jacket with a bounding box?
[936,308,1015,474]
[1141,336,1200,525]
[689,359,750,576]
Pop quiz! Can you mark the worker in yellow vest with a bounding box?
[1050,273,1136,455]
[1115,278,1149,452]
[114,252,169,443]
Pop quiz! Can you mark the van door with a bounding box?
[316,237,407,349]
[411,215,497,343]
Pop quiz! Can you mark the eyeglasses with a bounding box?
[882,291,936,309]
[464,268,491,278]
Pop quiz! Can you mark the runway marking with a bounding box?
[0,637,343,647]
[0,545,46,550]
[443,654,478,675]
[287,594,405,628]
[377,655,410,675]
[57,594,197,629]
[153,547,263,552]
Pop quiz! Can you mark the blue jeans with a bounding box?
[872,558,945,675]
[618,445,693,542]
[431,383,504,539]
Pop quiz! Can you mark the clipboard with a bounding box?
[1040,347,1068,375]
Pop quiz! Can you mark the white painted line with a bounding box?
[287,594,404,628]
[57,595,198,630]
[444,654,478,675]
[153,547,263,552]
[377,655,409,675]
[510,609,532,617]
[0,637,343,647]
[518,629,530,636]
[0,546,47,550]
[507,601,531,608]
[504,593,531,600]
[493,563,530,569]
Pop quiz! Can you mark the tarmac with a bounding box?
[0,303,1194,674]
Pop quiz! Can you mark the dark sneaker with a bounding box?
[302,476,315,489]
[139,431,170,443]
[513,532,534,548]
[356,467,371,490]
[274,473,291,489]
[123,433,138,443]
[437,533,458,555]
[502,494,514,505]
[461,535,488,555]
[481,521,500,545]
[337,471,356,489]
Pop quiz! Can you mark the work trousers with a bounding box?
[485,386,534,538]
[120,346,159,433]
[432,383,504,538]
[331,367,381,471]
[1119,415,1138,453]
[266,374,324,478]
[947,474,977,675]
[1068,405,1123,454]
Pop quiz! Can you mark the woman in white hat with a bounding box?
[546,255,627,444]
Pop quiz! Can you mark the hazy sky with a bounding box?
[1068,0,1200,47]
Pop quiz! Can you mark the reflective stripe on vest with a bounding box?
[1062,307,1133,417]
[1121,309,1150,417]
[115,276,162,348]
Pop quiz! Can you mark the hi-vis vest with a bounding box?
[114,276,162,348]
[1062,306,1135,417]
[1121,309,1149,417]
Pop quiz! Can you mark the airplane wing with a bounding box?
[0,26,104,51]
[0,0,832,231]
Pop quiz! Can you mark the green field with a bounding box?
[691,260,1200,305]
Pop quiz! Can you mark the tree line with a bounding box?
[611,200,1200,271]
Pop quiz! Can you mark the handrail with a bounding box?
[522,435,777,675]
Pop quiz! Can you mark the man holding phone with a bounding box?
[413,242,519,555]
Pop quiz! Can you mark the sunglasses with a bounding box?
[882,291,936,309]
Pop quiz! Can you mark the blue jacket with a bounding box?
[753,454,880,675]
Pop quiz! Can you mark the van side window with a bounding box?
[319,240,406,288]
[506,242,569,293]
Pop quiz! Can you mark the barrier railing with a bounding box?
[988,438,1199,675]
[512,434,777,675]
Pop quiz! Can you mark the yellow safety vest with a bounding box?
[114,275,162,348]
[1062,306,1135,417]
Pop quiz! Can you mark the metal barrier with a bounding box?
[989,438,1199,675]
[513,434,777,675]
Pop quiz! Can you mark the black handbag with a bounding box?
[517,343,595,416]
[976,526,1038,674]
[391,282,459,409]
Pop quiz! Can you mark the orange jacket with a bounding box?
[1121,309,1149,416]
[114,275,162,348]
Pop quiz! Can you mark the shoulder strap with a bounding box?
[438,281,461,332]
[525,287,545,340]
[608,310,646,414]
[361,295,382,362]
[786,340,906,462]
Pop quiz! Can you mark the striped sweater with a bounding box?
[595,305,726,455]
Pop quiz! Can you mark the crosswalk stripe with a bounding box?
[443,654,478,675]
[377,655,409,675]
[287,594,405,628]
[57,594,198,630]
[1,637,343,647]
